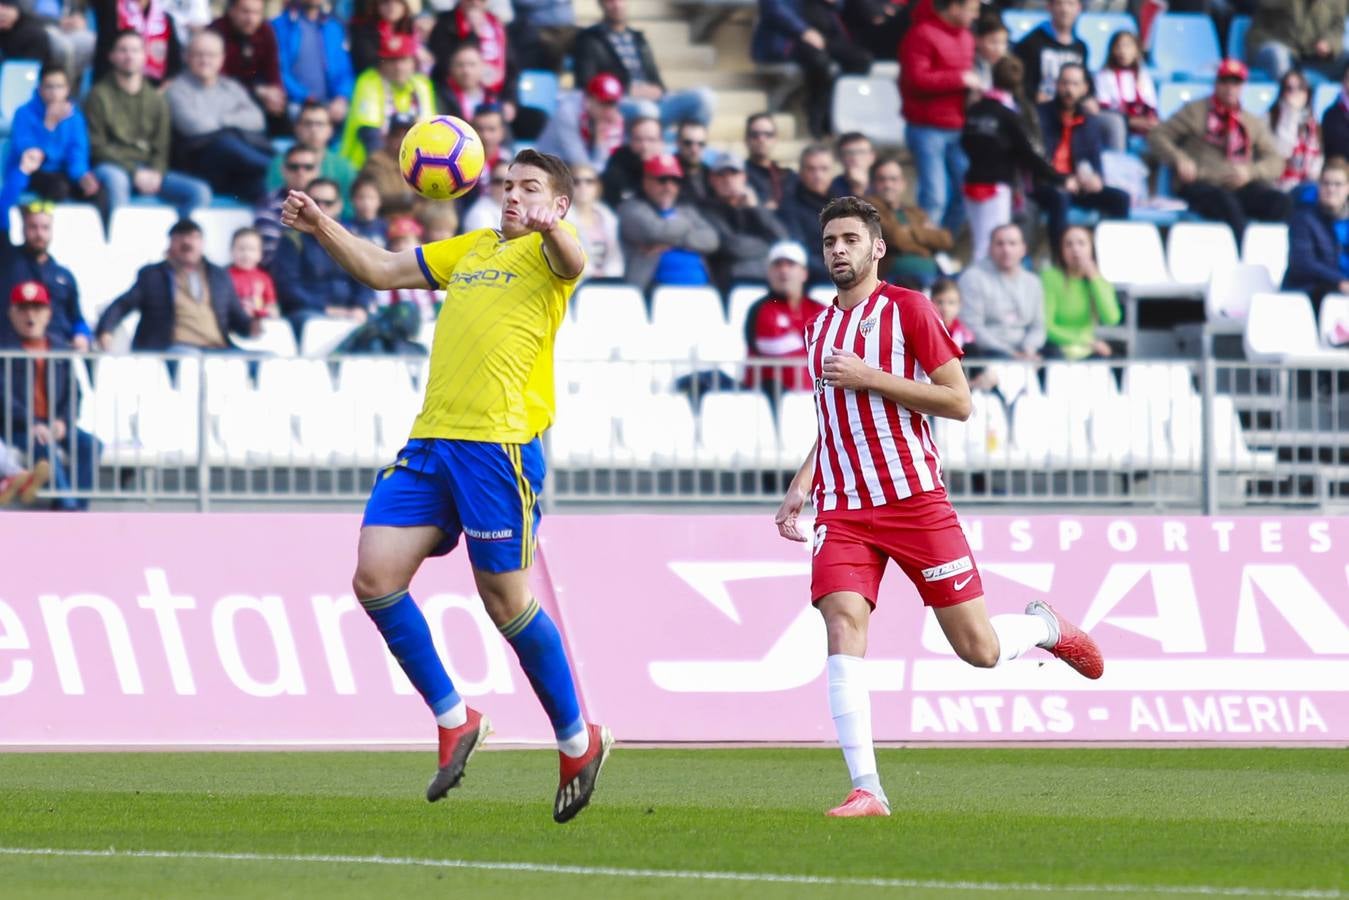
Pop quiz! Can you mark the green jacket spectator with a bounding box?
[1040,226,1121,361]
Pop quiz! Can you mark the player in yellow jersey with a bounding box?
[281,149,612,824]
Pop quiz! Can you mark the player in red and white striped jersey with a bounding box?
[774,197,1105,819]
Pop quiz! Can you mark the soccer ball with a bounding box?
[399,116,486,201]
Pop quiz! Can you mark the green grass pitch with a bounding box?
[1,748,1345,898]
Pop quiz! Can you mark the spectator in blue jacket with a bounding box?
[270,178,373,342]
[0,66,99,212]
[0,201,89,349]
[272,0,353,127]
[1283,159,1349,316]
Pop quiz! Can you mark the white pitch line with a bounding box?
[0,847,1341,898]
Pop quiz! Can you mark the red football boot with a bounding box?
[553,723,613,823]
[426,707,491,802]
[1027,600,1104,680]
[826,788,890,818]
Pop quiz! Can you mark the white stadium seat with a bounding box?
[211,393,297,465]
[776,391,817,466]
[1241,223,1289,285]
[109,206,176,270]
[572,283,646,329]
[257,358,333,404]
[338,357,415,400]
[1012,394,1089,467]
[1319,294,1349,349]
[194,207,256,267]
[616,394,697,466]
[295,395,381,466]
[726,284,767,332]
[696,392,779,468]
[233,318,299,357]
[831,75,904,147]
[650,286,725,359]
[1243,292,1342,363]
[1094,221,1173,296]
[1089,393,1171,469]
[1206,263,1274,333]
[299,317,360,357]
[377,390,422,460]
[1166,222,1238,291]
[550,391,617,467]
[135,388,199,463]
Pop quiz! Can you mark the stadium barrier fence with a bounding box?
[0,350,1346,511]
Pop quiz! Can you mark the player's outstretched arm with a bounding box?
[775,442,817,542]
[521,206,586,280]
[822,350,972,421]
[281,190,430,291]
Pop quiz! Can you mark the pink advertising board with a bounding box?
[2,513,1346,746]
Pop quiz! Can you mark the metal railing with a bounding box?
[1,350,1346,512]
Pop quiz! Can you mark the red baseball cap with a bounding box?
[379,33,416,60]
[1216,58,1249,82]
[9,280,49,306]
[586,72,624,104]
[643,153,683,178]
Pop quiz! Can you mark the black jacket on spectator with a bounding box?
[962,97,1064,188]
[777,181,832,284]
[1322,98,1349,161]
[271,231,374,317]
[1014,25,1088,100]
[95,261,252,350]
[0,7,52,64]
[700,199,789,294]
[90,0,183,83]
[601,144,645,208]
[1037,100,1109,175]
[572,23,664,92]
[746,159,798,208]
[0,237,84,347]
[1283,201,1347,304]
[0,335,74,431]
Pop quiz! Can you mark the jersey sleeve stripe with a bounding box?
[414,246,437,289]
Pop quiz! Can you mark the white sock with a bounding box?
[827,654,884,801]
[558,721,590,758]
[990,614,1053,665]
[435,699,467,729]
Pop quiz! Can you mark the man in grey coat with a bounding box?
[164,30,273,203]
[617,153,720,293]
[699,151,788,294]
[955,223,1045,360]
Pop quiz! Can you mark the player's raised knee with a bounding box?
[352,564,401,603]
[953,635,1000,669]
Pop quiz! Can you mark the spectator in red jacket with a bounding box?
[743,240,823,399]
[209,0,287,130]
[899,0,980,232]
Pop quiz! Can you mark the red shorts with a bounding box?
[810,489,983,609]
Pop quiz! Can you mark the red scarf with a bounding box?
[119,0,172,81]
[454,8,506,93]
[1052,107,1084,175]
[1207,97,1250,163]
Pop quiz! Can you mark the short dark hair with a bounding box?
[306,177,340,196]
[835,132,870,153]
[297,100,330,120]
[111,28,143,50]
[819,196,883,242]
[628,115,660,137]
[169,219,202,238]
[1058,62,1088,82]
[285,143,317,162]
[933,0,973,10]
[868,154,903,184]
[990,221,1024,244]
[975,9,1007,36]
[745,112,774,134]
[351,174,379,196]
[473,101,505,120]
[800,142,833,167]
[38,63,68,83]
[512,148,575,202]
[231,226,260,245]
[929,276,959,299]
[992,55,1024,93]
[676,119,705,136]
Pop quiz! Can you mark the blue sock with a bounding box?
[361,590,461,717]
[500,598,584,740]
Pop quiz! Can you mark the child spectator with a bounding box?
[930,277,974,349]
[375,215,439,319]
[973,10,1008,90]
[227,226,277,319]
[418,200,459,241]
[1095,31,1158,140]
[0,65,99,211]
[346,175,389,246]
[1269,68,1323,191]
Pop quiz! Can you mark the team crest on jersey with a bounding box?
[859,316,877,336]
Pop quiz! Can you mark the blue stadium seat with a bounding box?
[1157,81,1210,120]
[1078,13,1136,71]
[1240,82,1277,116]
[1227,15,1250,60]
[1001,10,1049,45]
[0,60,40,135]
[518,70,559,115]
[1150,14,1222,82]
[1315,83,1340,119]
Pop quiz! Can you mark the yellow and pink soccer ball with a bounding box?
[398,115,486,201]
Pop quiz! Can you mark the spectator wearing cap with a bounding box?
[0,0,52,65]
[601,114,663,208]
[828,132,873,199]
[87,31,212,216]
[743,112,797,211]
[271,178,375,342]
[617,153,719,292]
[358,111,419,215]
[749,0,869,139]
[573,0,714,127]
[0,64,99,213]
[776,143,835,285]
[0,280,99,511]
[899,0,980,234]
[0,202,87,349]
[272,0,354,126]
[674,120,712,205]
[265,100,356,207]
[340,32,435,169]
[256,144,322,265]
[536,72,627,170]
[1247,0,1347,83]
[209,0,287,132]
[96,218,256,352]
[1283,158,1349,316]
[428,0,516,111]
[165,30,274,204]
[1148,59,1291,240]
[565,161,624,279]
[699,151,789,294]
[865,155,952,289]
[742,241,823,398]
[90,0,182,85]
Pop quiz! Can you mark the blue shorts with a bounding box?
[362,437,545,573]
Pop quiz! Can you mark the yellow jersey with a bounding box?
[409,223,583,443]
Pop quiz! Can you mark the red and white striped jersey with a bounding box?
[806,281,962,511]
